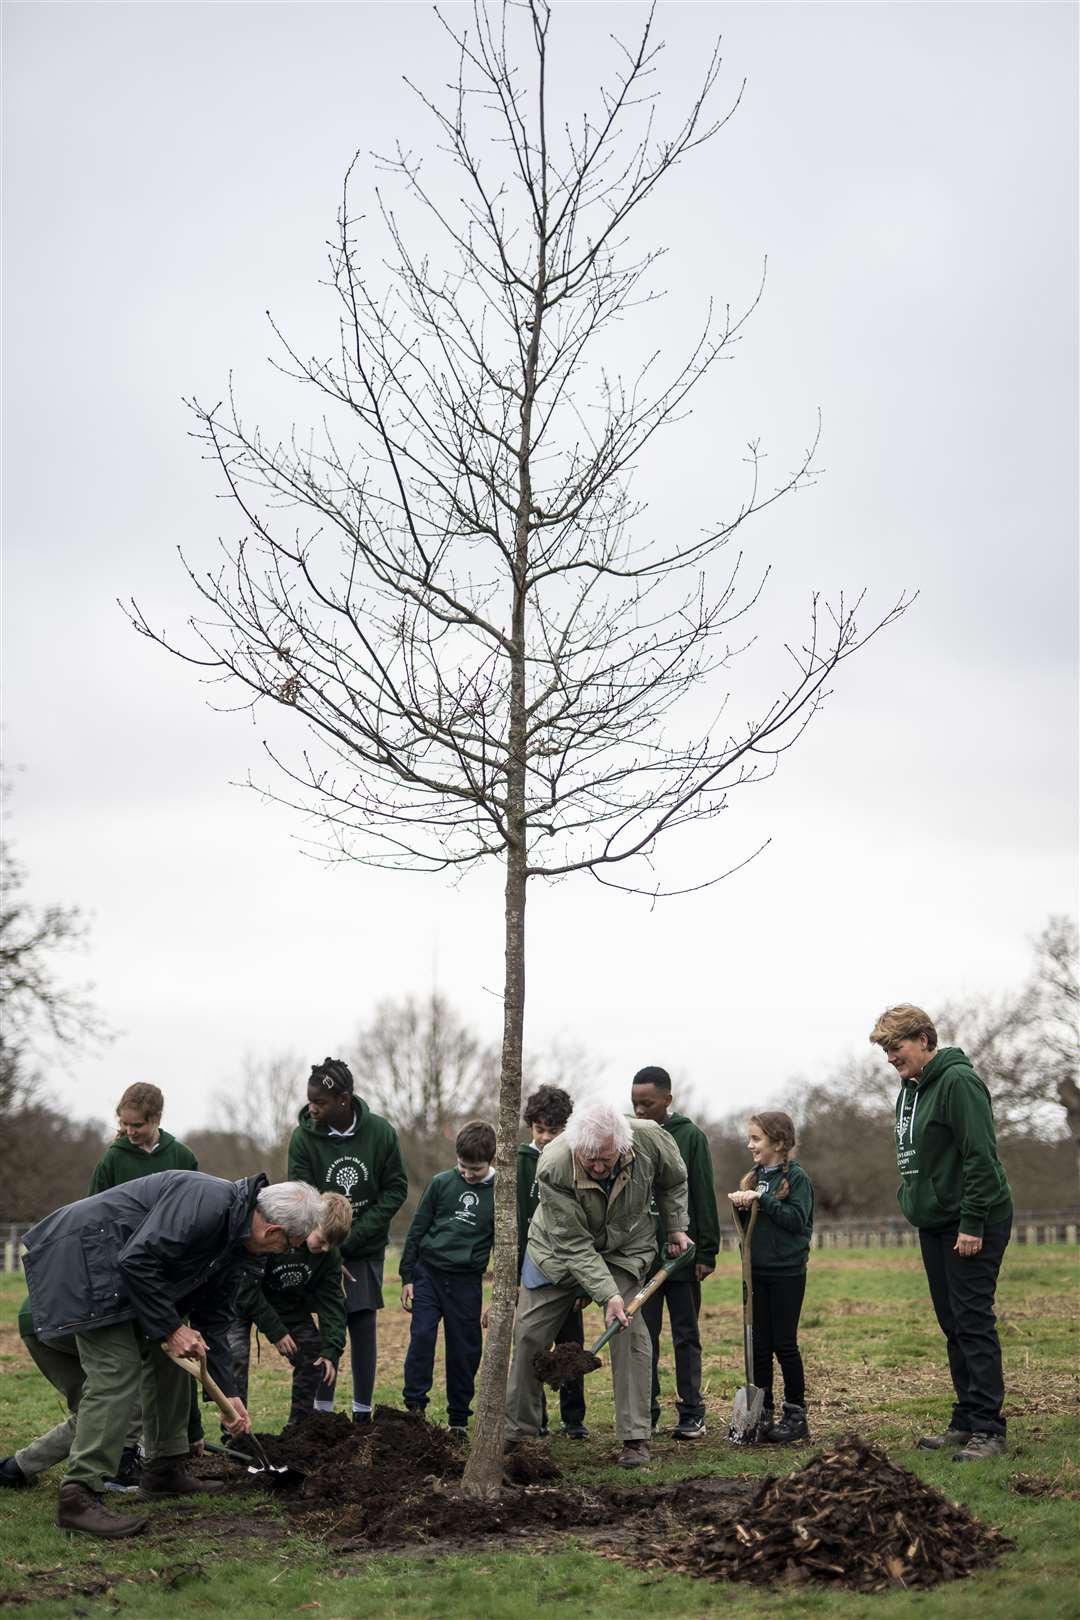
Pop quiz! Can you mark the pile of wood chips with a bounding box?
[662,1438,1013,1591]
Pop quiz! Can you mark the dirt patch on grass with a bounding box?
[0,1561,205,1607]
[212,1405,756,1551]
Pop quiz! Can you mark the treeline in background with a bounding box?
[2,883,1075,1230]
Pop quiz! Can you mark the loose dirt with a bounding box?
[532,1342,602,1387]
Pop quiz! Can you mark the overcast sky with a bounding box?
[3,0,1076,1142]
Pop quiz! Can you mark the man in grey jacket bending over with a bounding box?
[21,1172,322,1538]
[505,1098,689,1468]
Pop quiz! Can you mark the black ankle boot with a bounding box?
[763,1402,809,1443]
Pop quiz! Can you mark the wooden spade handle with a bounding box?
[166,1348,242,1426]
[590,1241,697,1356]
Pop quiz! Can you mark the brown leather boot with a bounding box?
[56,1481,148,1538]
[140,1457,224,1497]
[617,1438,650,1469]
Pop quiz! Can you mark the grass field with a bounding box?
[0,1244,1077,1619]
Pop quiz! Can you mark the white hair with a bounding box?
[256,1181,323,1239]
[563,1097,633,1159]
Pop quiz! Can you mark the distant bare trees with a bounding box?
[0,827,112,1220]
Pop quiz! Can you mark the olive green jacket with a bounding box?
[525,1119,689,1306]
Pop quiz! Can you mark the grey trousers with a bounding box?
[505,1264,651,1443]
[67,1322,189,1492]
[15,1331,84,1478]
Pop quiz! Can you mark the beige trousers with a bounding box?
[505,1263,651,1442]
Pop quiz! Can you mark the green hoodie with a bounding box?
[235,1249,347,1362]
[516,1141,543,1276]
[895,1046,1012,1234]
[399,1169,495,1281]
[88,1129,198,1194]
[648,1112,721,1274]
[742,1160,814,1276]
[287,1097,408,1260]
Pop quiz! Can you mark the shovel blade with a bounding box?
[728,1383,765,1445]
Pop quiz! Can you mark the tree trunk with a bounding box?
[461,842,527,1493]
[1059,1074,1080,1189]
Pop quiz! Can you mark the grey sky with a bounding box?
[3,1,1076,1138]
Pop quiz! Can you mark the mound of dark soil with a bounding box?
[661,1438,1013,1591]
[240,1405,754,1548]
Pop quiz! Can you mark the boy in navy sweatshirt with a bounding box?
[399,1121,496,1435]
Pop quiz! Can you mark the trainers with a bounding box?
[617,1439,650,1469]
[762,1402,809,1444]
[559,1423,589,1440]
[101,1446,142,1493]
[672,1415,706,1441]
[917,1428,972,1451]
[952,1433,1007,1462]
[56,1481,148,1539]
[447,1425,468,1441]
[1,1456,30,1489]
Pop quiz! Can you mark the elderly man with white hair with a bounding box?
[21,1172,323,1538]
[505,1098,690,1467]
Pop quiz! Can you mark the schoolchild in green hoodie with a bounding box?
[88,1082,198,1195]
[287,1058,408,1423]
[400,1121,496,1434]
[516,1085,588,1438]
[231,1192,352,1428]
[729,1110,814,1444]
[871,1003,1013,1462]
[632,1066,721,1440]
[87,1083,201,1489]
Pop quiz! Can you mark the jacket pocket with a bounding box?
[80,1226,125,1307]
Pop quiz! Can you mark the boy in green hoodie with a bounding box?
[87,1083,201,1488]
[231,1192,352,1428]
[400,1121,496,1435]
[516,1085,588,1438]
[871,1003,1013,1462]
[288,1057,408,1423]
[631,1066,720,1439]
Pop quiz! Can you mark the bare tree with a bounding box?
[349,992,498,1225]
[128,2,908,1489]
[216,1050,306,1182]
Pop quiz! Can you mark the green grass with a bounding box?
[1,1244,1077,1618]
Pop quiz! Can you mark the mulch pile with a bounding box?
[658,1438,1013,1591]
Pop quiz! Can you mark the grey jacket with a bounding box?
[21,1170,266,1396]
[525,1119,689,1305]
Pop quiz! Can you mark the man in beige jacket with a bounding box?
[505,1098,690,1467]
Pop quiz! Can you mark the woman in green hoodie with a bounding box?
[870,1003,1013,1463]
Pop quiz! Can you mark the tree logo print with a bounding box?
[460,1192,478,1212]
[336,1165,359,1196]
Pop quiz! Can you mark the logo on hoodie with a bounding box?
[329,1157,370,1209]
[454,1191,480,1225]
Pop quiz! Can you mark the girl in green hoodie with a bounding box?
[729,1110,814,1445]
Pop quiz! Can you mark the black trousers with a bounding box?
[919,1216,1011,1437]
[402,1262,483,1427]
[227,1316,326,1427]
[541,1304,587,1429]
[347,1309,378,1412]
[751,1272,806,1409]
[642,1276,704,1423]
